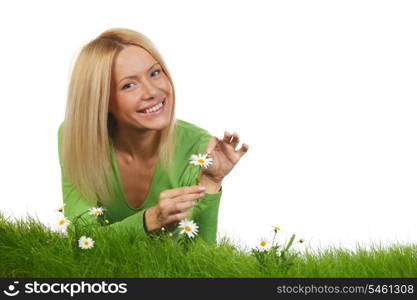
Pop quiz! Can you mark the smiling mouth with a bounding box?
[137,98,166,114]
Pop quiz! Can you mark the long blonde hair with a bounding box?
[61,28,177,205]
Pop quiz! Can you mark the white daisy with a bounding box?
[88,207,106,216]
[178,219,199,238]
[78,236,95,249]
[257,239,270,251]
[56,216,71,231]
[189,153,213,168]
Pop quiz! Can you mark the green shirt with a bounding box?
[58,119,222,244]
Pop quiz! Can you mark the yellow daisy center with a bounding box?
[197,159,205,164]
[184,226,192,232]
[260,241,267,247]
[84,241,89,246]
[274,227,280,231]
[59,220,65,225]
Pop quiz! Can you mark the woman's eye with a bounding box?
[151,69,161,77]
[121,70,160,90]
[122,83,135,90]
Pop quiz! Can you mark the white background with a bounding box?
[0,0,416,251]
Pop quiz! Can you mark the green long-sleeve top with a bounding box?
[58,119,222,244]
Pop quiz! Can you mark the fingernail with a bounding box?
[199,186,206,191]
[207,148,212,154]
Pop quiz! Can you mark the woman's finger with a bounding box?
[172,192,205,203]
[230,132,240,149]
[237,143,249,156]
[160,185,205,200]
[165,210,189,224]
[223,131,232,143]
[169,200,196,214]
[161,193,202,215]
[206,136,219,155]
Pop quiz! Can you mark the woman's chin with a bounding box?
[134,117,171,131]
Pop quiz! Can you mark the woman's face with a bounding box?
[109,45,173,131]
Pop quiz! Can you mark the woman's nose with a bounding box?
[141,78,159,99]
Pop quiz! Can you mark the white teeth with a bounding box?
[141,100,164,114]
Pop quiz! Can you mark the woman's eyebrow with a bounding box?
[118,62,160,84]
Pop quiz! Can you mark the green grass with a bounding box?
[0,213,416,278]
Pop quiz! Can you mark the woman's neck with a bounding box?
[112,124,161,163]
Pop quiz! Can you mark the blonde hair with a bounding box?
[61,28,177,205]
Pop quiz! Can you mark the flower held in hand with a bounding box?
[189,153,213,169]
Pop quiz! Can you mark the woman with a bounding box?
[58,28,249,244]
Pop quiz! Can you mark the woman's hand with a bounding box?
[201,131,249,183]
[144,185,205,232]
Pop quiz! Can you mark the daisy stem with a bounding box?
[79,218,89,227]
[195,166,202,186]
[70,209,90,241]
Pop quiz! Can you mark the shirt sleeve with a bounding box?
[58,124,149,238]
[185,132,223,245]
